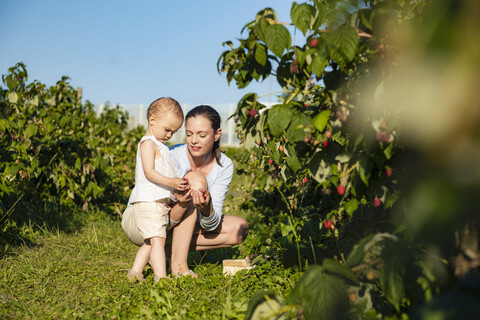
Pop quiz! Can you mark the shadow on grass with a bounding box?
[0,198,87,258]
[189,246,242,267]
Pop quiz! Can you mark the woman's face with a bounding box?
[185,115,221,159]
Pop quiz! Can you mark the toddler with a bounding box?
[127,97,189,282]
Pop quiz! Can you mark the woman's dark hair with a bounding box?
[186,105,222,165]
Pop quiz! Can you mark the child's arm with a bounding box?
[140,140,189,191]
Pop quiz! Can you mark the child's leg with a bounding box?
[149,236,167,279]
[127,241,151,281]
[131,241,151,274]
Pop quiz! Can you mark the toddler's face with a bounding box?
[150,112,183,143]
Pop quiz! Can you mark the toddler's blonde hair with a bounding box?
[147,97,183,120]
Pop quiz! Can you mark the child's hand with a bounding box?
[170,177,190,191]
[173,187,192,206]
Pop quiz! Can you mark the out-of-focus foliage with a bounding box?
[221,0,480,318]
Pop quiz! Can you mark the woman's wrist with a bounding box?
[199,201,212,217]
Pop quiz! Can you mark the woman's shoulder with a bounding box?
[169,143,187,158]
[169,143,187,152]
[219,151,233,166]
[217,152,234,175]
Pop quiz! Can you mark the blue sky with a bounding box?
[0,1,294,109]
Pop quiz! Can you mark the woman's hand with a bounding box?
[170,177,190,191]
[192,188,211,217]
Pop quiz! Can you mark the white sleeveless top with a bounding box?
[128,135,178,203]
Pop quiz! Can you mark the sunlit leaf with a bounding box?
[254,42,267,66]
[267,104,292,137]
[265,24,291,57]
[326,25,359,67]
[25,124,37,138]
[291,3,314,35]
[345,198,358,216]
[312,110,331,132]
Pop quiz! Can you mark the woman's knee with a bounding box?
[184,171,207,191]
[233,217,249,245]
[238,219,248,243]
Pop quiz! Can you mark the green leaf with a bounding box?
[312,110,331,132]
[8,92,18,104]
[326,25,359,67]
[245,290,284,320]
[265,24,291,58]
[0,119,9,131]
[285,113,311,142]
[291,3,314,35]
[345,235,374,268]
[385,191,402,209]
[312,1,327,30]
[345,198,358,216]
[6,77,18,90]
[322,258,358,283]
[383,142,394,159]
[254,17,270,43]
[380,257,405,312]
[286,156,302,172]
[311,54,328,77]
[267,104,292,137]
[289,266,348,320]
[254,42,267,66]
[75,158,81,171]
[60,116,69,128]
[9,164,20,176]
[25,124,37,138]
[335,152,351,163]
[296,47,306,66]
[309,154,331,183]
[358,157,371,186]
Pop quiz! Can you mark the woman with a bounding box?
[122,105,249,277]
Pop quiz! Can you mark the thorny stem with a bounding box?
[351,258,382,272]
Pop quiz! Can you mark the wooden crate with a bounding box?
[222,257,255,276]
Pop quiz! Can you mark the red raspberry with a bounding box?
[386,168,393,177]
[324,220,332,229]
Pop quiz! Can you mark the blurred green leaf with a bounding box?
[312,110,331,132]
[24,125,37,138]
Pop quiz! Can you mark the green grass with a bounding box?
[0,164,301,319]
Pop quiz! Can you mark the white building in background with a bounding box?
[95,102,276,147]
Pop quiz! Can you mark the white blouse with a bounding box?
[129,136,178,203]
[169,144,234,231]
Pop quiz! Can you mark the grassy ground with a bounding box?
[0,211,299,319]
[0,148,301,319]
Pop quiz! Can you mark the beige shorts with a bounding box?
[132,201,170,241]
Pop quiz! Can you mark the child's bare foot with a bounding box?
[126,269,144,282]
